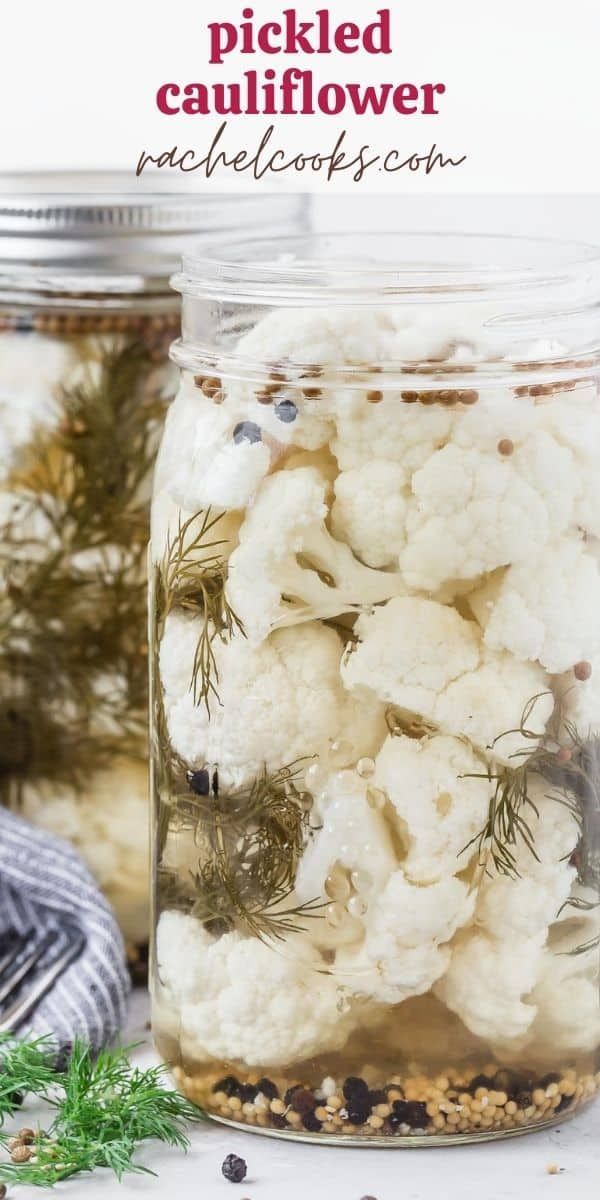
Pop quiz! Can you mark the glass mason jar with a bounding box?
[0,178,306,961]
[150,233,600,1145]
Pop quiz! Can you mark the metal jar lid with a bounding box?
[0,173,307,298]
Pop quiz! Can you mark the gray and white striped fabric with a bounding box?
[0,808,130,1049]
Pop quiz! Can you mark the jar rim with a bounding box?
[174,230,600,306]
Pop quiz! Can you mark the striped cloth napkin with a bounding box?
[0,808,130,1049]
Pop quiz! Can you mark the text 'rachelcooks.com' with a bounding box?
[136,123,467,184]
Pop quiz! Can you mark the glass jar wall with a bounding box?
[150,233,600,1144]
[0,180,306,959]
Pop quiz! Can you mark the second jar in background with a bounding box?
[0,182,306,958]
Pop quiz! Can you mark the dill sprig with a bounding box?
[0,335,167,801]
[159,761,323,942]
[464,693,600,953]
[0,1037,204,1186]
[159,511,245,714]
[0,1036,57,1124]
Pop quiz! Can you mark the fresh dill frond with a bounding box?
[0,1035,56,1124]
[0,1039,205,1187]
[158,510,245,714]
[0,333,169,801]
[463,693,600,953]
[159,761,324,942]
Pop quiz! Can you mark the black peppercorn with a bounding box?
[343,1076,369,1101]
[274,399,298,424]
[233,421,262,445]
[389,1100,429,1129]
[256,1077,279,1100]
[221,1154,247,1184]
[187,768,210,796]
[301,1111,322,1132]
[213,1076,242,1098]
[347,1098,370,1125]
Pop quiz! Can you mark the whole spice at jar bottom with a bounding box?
[175,1060,599,1140]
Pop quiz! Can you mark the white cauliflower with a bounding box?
[480,537,600,674]
[160,614,386,788]
[331,461,408,568]
[331,395,454,474]
[434,652,553,764]
[226,467,404,644]
[0,331,73,481]
[342,597,481,717]
[400,435,577,592]
[374,733,492,883]
[221,307,400,452]
[521,947,600,1059]
[542,382,600,538]
[475,790,578,944]
[155,911,360,1066]
[155,381,271,512]
[435,930,543,1042]
[21,757,149,944]
[342,597,553,763]
[336,871,474,1004]
[294,769,397,948]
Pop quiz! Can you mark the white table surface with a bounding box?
[14,989,599,1200]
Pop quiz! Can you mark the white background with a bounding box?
[1,0,600,192]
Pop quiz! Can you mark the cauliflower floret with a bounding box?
[480,537,600,673]
[342,597,553,763]
[475,791,579,943]
[336,872,474,1004]
[0,332,74,481]
[400,436,576,592]
[331,395,454,474]
[342,597,481,717]
[543,383,600,538]
[21,757,149,944]
[331,461,408,568]
[374,733,492,883]
[435,930,543,1042]
[435,652,553,764]
[226,467,404,644]
[155,911,360,1066]
[160,614,386,788]
[222,307,400,452]
[294,770,397,947]
[155,381,271,511]
[521,948,600,1059]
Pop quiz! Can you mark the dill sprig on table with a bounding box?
[0,1036,57,1125]
[0,1036,204,1186]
